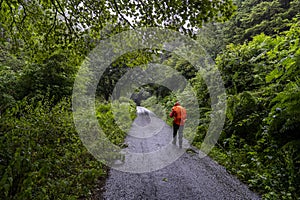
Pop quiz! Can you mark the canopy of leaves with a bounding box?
[0,0,236,55]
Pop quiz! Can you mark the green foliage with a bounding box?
[141,96,167,120]
[97,51,156,101]
[112,98,137,134]
[157,93,178,126]
[0,46,25,112]
[162,54,198,80]
[218,18,300,94]
[265,81,300,146]
[217,33,275,94]
[0,45,80,113]
[0,0,236,52]
[0,0,298,198]
[0,65,18,111]
[223,0,300,44]
[0,98,105,199]
[19,50,78,101]
[0,0,236,198]
[96,103,125,147]
[206,21,300,199]
[196,23,226,59]
[210,131,299,199]
[96,98,136,146]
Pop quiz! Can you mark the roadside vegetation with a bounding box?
[1,0,299,199]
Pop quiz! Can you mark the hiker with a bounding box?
[169,102,187,148]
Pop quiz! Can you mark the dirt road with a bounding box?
[103,107,260,200]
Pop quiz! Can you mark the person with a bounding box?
[169,102,187,148]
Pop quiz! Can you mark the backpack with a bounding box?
[173,106,187,125]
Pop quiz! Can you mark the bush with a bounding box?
[0,98,105,199]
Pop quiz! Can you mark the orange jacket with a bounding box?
[170,105,187,125]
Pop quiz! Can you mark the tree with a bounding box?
[222,0,300,44]
[0,0,236,53]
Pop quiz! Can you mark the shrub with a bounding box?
[0,98,105,199]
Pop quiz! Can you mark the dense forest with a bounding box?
[0,0,299,199]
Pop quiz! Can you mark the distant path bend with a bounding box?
[103,107,261,200]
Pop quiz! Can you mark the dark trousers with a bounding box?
[173,123,184,146]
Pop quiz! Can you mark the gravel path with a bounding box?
[103,107,261,200]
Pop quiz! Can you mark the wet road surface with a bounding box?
[103,107,261,200]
